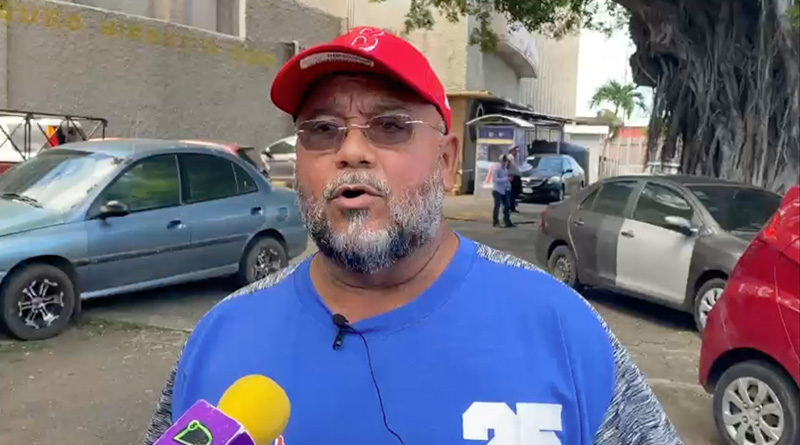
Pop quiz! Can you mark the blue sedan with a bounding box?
[0,139,307,340]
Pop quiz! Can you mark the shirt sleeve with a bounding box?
[552,280,682,444]
[593,333,683,444]
[143,362,178,444]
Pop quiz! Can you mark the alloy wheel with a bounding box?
[17,279,65,330]
[253,247,282,281]
[554,256,573,283]
[721,376,784,445]
[698,287,724,329]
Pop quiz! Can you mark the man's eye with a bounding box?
[308,122,339,134]
[373,118,408,132]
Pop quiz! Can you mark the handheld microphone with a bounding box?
[154,375,291,445]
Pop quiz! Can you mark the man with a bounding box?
[145,27,681,445]
[507,146,524,213]
[490,154,514,227]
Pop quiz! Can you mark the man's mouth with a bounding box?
[330,184,383,200]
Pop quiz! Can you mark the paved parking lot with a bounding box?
[0,198,719,444]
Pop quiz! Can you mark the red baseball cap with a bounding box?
[270,26,452,132]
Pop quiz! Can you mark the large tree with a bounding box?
[621,0,799,192]
[382,0,800,192]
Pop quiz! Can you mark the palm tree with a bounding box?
[589,80,647,122]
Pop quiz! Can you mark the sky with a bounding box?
[575,29,652,126]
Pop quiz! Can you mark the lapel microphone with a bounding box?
[332,313,350,350]
[329,313,405,444]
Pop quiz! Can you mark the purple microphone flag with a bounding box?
[154,400,256,445]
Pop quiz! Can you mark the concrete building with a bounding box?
[0,0,342,147]
[298,0,580,194]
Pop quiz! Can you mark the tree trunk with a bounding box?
[616,0,799,193]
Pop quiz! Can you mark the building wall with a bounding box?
[299,0,470,92]
[297,0,580,121]
[2,0,342,145]
[521,32,579,118]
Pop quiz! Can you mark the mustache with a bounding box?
[322,170,391,201]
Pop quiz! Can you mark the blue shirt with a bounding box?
[491,163,510,195]
[147,235,681,445]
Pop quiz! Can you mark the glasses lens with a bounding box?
[297,120,342,150]
[366,116,414,146]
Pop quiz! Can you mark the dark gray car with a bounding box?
[522,154,585,202]
[536,175,782,332]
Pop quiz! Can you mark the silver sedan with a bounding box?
[535,175,781,333]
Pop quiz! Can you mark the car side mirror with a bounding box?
[98,200,130,219]
[564,168,573,174]
[664,215,698,236]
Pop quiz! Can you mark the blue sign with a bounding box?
[478,126,514,140]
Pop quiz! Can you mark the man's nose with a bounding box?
[335,126,376,169]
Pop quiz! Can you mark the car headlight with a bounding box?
[546,175,561,184]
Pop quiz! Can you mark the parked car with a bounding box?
[699,185,799,445]
[181,140,271,179]
[264,135,297,188]
[521,154,585,202]
[536,175,782,332]
[0,139,307,340]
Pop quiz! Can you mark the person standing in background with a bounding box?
[490,154,514,227]
[507,146,523,213]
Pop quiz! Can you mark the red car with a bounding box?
[700,185,799,445]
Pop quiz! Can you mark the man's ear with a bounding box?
[439,133,460,193]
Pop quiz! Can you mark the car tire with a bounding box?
[0,263,76,341]
[552,186,564,203]
[713,360,799,445]
[548,245,582,291]
[238,236,288,286]
[694,277,727,334]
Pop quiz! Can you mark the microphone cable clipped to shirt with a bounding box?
[332,314,405,445]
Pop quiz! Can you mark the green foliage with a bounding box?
[370,0,628,51]
[789,0,800,28]
[589,80,647,121]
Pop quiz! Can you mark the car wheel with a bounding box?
[694,277,727,333]
[238,237,288,285]
[713,360,799,445]
[547,245,582,291]
[553,186,565,203]
[0,264,76,341]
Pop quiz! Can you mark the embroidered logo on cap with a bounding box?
[351,27,384,52]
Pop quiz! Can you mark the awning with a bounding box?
[465,114,535,128]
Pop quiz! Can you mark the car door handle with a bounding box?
[167,220,184,229]
[251,206,263,215]
[573,219,585,226]
[621,230,635,238]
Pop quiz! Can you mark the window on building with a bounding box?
[69,0,243,36]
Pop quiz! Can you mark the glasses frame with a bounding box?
[294,114,446,151]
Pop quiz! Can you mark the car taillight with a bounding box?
[761,211,781,242]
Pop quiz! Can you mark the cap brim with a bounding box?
[271,44,436,121]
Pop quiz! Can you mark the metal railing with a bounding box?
[0,109,107,161]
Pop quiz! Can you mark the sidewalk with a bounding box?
[444,195,544,225]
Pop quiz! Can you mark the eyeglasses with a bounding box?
[295,115,445,151]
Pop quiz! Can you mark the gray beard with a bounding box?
[298,167,444,274]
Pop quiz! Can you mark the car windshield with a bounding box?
[688,185,782,232]
[0,149,122,212]
[527,157,562,172]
